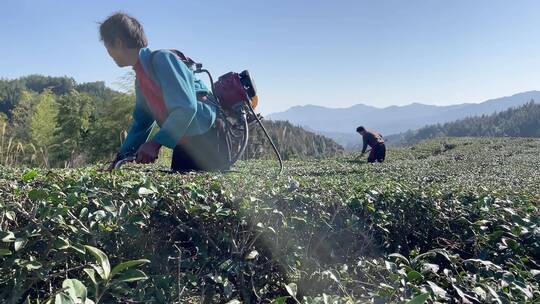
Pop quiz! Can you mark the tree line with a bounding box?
[247,120,344,160]
[389,100,540,145]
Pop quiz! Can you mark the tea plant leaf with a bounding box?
[427,281,447,298]
[110,259,150,278]
[245,250,259,260]
[285,283,297,298]
[0,231,15,242]
[54,236,70,250]
[388,253,409,265]
[406,293,429,304]
[138,187,154,196]
[14,238,27,251]
[112,269,148,283]
[62,279,87,302]
[84,245,110,280]
[22,169,38,182]
[83,268,98,287]
[28,189,48,201]
[54,292,75,304]
[407,270,423,282]
[270,296,289,304]
[5,211,15,221]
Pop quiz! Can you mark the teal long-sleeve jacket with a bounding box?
[119,47,217,155]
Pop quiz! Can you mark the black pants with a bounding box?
[171,119,230,172]
[368,143,386,163]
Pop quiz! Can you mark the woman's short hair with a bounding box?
[99,12,148,48]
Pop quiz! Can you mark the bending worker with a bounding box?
[100,12,229,172]
[356,126,386,163]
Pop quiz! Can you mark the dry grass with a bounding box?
[0,123,49,167]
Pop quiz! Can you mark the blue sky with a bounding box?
[2,1,540,114]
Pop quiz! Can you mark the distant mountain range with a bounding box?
[267,91,540,149]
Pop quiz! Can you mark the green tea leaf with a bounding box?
[14,238,27,251]
[110,259,150,278]
[5,211,15,221]
[28,189,48,201]
[411,251,436,265]
[54,292,75,304]
[1,231,15,243]
[270,296,289,304]
[112,269,148,283]
[388,253,409,265]
[245,250,259,260]
[22,170,38,182]
[70,243,86,255]
[285,283,297,298]
[84,245,110,280]
[138,187,155,196]
[25,261,42,270]
[427,281,447,298]
[54,236,70,250]
[421,263,439,274]
[406,293,429,304]
[83,268,98,287]
[62,279,87,302]
[407,270,424,282]
[385,261,397,272]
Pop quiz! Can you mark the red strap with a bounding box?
[134,61,168,124]
[134,61,189,145]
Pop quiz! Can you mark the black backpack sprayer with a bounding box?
[112,50,283,174]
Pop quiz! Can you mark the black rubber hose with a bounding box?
[194,69,221,108]
[245,99,284,175]
[229,110,249,164]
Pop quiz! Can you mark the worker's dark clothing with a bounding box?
[367,144,386,163]
[171,116,231,172]
[361,130,386,163]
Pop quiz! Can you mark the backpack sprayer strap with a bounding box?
[169,50,200,71]
[147,49,200,77]
[147,50,220,108]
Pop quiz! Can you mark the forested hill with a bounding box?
[0,75,135,167]
[388,100,540,145]
[247,120,344,160]
[0,75,341,167]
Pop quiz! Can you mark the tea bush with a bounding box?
[1,137,539,303]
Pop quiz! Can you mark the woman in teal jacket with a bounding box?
[100,12,228,172]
